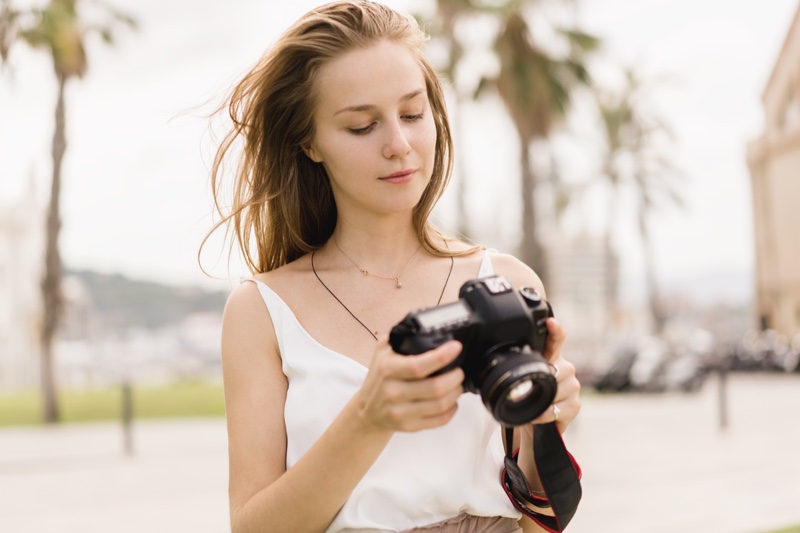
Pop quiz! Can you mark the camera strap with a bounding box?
[501,423,582,532]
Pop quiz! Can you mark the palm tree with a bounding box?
[0,0,135,423]
[473,1,599,282]
[428,1,598,278]
[594,68,683,333]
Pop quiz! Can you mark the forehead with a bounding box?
[314,40,428,115]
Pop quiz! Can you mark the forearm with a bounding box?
[518,515,552,533]
[516,426,555,518]
[232,398,394,533]
[516,425,544,494]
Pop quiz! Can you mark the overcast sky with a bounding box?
[1,0,797,305]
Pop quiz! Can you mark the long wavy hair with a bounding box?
[202,0,461,274]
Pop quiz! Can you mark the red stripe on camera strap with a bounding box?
[501,423,582,532]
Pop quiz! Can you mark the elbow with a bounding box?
[229,498,283,533]
[230,499,255,533]
[229,504,244,533]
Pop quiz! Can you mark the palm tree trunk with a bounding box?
[40,73,66,423]
[639,213,664,334]
[519,135,547,282]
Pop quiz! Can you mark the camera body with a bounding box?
[389,275,557,426]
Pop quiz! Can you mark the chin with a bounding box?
[374,195,425,216]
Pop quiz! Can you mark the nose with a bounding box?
[382,119,412,159]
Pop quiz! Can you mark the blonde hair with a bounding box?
[203,0,459,274]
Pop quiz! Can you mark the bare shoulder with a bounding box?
[223,278,270,334]
[221,277,280,366]
[487,251,546,296]
[223,255,312,353]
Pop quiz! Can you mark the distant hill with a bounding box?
[68,269,229,330]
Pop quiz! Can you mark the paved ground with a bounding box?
[565,372,800,533]
[1,372,798,533]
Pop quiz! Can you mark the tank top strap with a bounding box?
[241,276,287,320]
[239,277,367,380]
[478,248,498,278]
[239,277,297,359]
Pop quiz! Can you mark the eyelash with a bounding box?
[349,114,425,136]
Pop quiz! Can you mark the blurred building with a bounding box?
[546,234,619,371]
[747,4,800,337]
[1,183,224,392]
[0,181,42,390]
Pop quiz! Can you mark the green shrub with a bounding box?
[0,381,225,426]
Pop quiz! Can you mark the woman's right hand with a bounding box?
[353,338,465,433]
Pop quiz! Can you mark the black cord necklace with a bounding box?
[311,250,455,341]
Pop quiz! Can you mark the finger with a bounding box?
[544,318,566,362]
[389,388,463,430]
[531,378,581,427]
[398,403,460,432]
[388,340,463,381]
[551,370,580,404]
[529,401,561,426]
[384,365,465,403]
[554,396,581,432]
[530,397,579,427]
[549,357,576,386]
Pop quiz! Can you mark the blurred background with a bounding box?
[1,1,799,532]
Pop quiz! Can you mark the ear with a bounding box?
[302,142,322,163]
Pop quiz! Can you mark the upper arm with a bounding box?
[220,281,288,516]
[489,253,547,298]
[492,253,549,452]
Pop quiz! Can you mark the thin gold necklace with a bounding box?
[311,251,454,340]
[333,235,420,289]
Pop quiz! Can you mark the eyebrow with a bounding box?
[333,88,426,116]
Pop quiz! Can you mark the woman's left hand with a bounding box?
[530,317,580,433]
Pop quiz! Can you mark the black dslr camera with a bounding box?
[389,275,557,427]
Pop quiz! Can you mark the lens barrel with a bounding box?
[477,348,557,426]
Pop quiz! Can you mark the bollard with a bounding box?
[122,379,134,455]
[717,364,728,431]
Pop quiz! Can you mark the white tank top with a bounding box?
[248,250,519,532]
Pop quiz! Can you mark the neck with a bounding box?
[328,214,423,272]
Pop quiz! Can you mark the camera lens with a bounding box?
[506,379,534,403]
[476,347,557,426]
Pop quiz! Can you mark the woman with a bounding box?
[206,2,581,532]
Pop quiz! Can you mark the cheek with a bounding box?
[411,114,435,148]
[315,131,360,170]
[419,121,438,165]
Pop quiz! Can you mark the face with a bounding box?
[304,40,438,219]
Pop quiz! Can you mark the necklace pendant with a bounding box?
[394,278,402,289]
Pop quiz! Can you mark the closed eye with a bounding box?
[349,114,424,135]
[349,123,376,135]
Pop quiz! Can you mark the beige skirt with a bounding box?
[401,514,522,533]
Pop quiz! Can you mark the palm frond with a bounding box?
[557,28,602,54]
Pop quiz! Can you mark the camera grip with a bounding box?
[389,320,463,378]
[389,319,453,355]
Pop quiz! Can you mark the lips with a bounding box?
[379,169,416,183]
